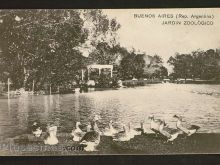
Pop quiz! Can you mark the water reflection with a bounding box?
[0,84,220,139]
[7,98,11,115]
[17,96,29,130]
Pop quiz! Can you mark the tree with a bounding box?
[149,55,163,67]
[77,9,121,63]
[88,42,122,65]
[168,49,220,80]
[0,10,88,90]
[159,66,168,78]
[0,9,121,90]
[119,51,146,80]
[133,54,145,79]
[120,52,136,80]
[143,54,167,79]
[168,53,193,80]
[201,49,220,80]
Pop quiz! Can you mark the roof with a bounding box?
[87,64,113,69]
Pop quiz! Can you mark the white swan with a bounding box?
[113,125,131,141]
[173,115,200,136]
[149,115,166,137]
[103,120,118,136]
[44,125,58,145]
[158,120,181,142]
[71,122,85,142]
[93,115,102,134]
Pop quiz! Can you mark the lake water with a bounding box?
[0,84,220,139]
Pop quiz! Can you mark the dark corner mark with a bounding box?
[0,0,219,9]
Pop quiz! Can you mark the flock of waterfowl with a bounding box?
[31,115,200,152]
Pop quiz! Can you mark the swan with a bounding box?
[31,122,42,138]
[44,125,58,145]
[103,120,118,136]
[113,125,131,141]
[158,120,181,142]
[148,115,167,137]
[86,124,92,132]
[92,115,102,134]
[173,115,200,136]
[80,121,100,152]
[71,122,86,142]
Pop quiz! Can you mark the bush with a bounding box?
[111,76,120,88]
[95,73,120,88]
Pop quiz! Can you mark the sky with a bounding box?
[103,9,220,71]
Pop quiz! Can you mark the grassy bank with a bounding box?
[1,133,219,155]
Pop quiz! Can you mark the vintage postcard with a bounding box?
[0,8,219,155]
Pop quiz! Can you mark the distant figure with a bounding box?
[74,88,80,94]
[117,80,124,88]
[80,120,101,151]
[71,122,85,142]
[173,115,200,136]
[44,124,58,145]
[31,122,42,137]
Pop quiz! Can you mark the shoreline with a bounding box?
[0,133,220,155]
[1,81,220,98]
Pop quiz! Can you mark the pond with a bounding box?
[0,83,220,139]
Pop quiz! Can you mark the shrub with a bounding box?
[95,73,120,88]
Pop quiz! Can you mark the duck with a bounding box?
[31,122,42,138]
[44,124,59,145]
[71,122,86,142]
[158,120,181,142]
[113,125,131,141]
[103,120,118,137]
[173,115,200,136]
[80,121,101,152]
[148,115,167,137]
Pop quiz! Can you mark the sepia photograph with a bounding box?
[0,8,219,156]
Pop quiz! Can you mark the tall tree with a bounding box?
[168,53,193,80]
[168,49,220,80]
[143,54,167,79]
[120,51,146,80]
[0,9,121,90]
[0,10,88,89]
